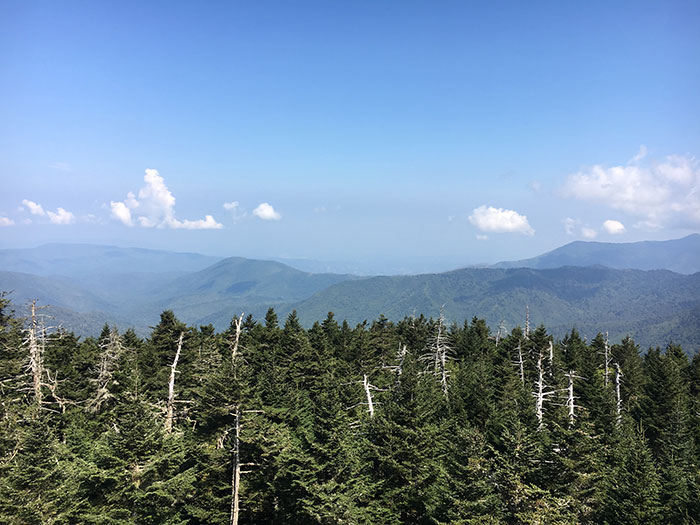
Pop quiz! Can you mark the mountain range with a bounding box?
[0,235,698,352]
[491,234,700,274]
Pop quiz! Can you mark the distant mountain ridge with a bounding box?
[0,243,222,277]
[286,266,700,352]
[491,234,700,274]
[0,237,699,352]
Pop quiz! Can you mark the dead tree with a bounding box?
[25,300,46,407]
[615,363,623,426]
[88,327,124,413]
[421,313,452,397]
[548,340,555,378]
[229,313,244,365]
[229,406,264,525]
[165,332,184,433]
[396,343,407,375]
[44,369,69,415]
[21,300,65,413]
[525,305,530,339]
[231,408,241,525]
[384,343,408,377]
[533,346,555,430]
[512,340,525,385]
[563,371,585,427]
[363,375,376,418]
[495,320,506,347]
[347,374,386,418]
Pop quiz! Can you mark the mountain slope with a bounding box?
[289,266,700,351]
[492,234,700,274]
[0,271,113,313]
[150,257,357,327]
[0,271,145,335]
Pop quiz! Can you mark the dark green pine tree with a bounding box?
[450,319,498,432]
[577,333,617,439]
[560,328,587,373]
[0,293,26,460]
[364,350,459,524]
[186,338,251,524]
[596,421,662,524]
[0,416,85,524]
[689,351,700,465]
[79,389,196,524]
[640,344,698,522]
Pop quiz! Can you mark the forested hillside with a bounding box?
[492,234,700,274]
[1,294,698,524]
[291,267,700,352]
[2,240,699,350]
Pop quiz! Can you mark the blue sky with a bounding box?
[1,1,699,268]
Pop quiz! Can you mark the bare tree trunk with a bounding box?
[434,318,442,374]
[89,328,123,413]
[615,363,623,426]
[548,340,554,378]
[566,371,576,426]
[230,408,241,525]
[28,300,43,407]
[532,347,555,431]
[525,305,530,338]
[495,320,506,346]
[165,332,184,433]
[517,341,525,385]
[363,374,375,418]
[439,341,449,398]
[423,313,451,398]
[535,349,545,428]
[397,344,407,375]
[230,313,244,365]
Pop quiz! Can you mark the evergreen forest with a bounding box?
[1,293,699,524]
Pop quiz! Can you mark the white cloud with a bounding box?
[22,199,45,216]
[468,205,534,235]
[166,215,223,230]
[21,199,74,225]
[476,234,489,240]
[602,219,626,235]
[111,169,223,230]
[0,216,14,226]
[563,217,579,235]
[47,207,75,225]
[581,227,598,239]
[223,201,240,211]
[561,149,700,229]
[110,201,133,226]
[253,202,281,221]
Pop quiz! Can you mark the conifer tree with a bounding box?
[597,421,662,524]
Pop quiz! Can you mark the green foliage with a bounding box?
[0,298,698,523]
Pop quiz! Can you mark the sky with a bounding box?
[1,1,699,270]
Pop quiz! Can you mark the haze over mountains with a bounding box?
[0,235,698,352]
